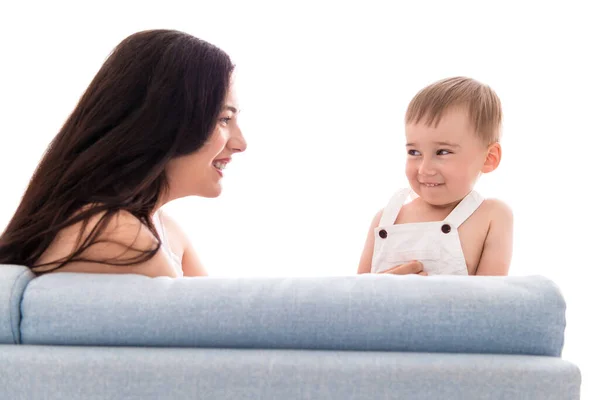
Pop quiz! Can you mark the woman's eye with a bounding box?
[407,149,420,156]
[219,117,232,126]
[437,149,451,155]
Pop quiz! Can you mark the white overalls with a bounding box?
[371,188,484,275]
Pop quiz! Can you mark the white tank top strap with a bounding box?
[378,188,412,227]
[153,210,170,248]
[152,210,183,276]
[444,190,485,228]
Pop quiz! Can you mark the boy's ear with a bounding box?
[482,142,502,173]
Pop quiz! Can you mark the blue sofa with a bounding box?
[0,264,581,399]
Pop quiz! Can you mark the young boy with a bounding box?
[358,77,513,276]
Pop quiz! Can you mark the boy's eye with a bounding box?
[437,149,451,155]
[407,149,421,156]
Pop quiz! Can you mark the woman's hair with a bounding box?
[0,29,234,273]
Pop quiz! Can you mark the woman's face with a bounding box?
[165,82,246,200]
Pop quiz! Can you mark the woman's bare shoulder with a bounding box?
[37,209,177,277]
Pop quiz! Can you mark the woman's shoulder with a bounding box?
[37,208,178,277]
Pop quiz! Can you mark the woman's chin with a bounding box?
[198,184,223,198]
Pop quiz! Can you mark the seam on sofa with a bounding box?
[9,268,34,344]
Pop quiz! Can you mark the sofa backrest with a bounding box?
[18,272,566,356]
[0,265,35,344]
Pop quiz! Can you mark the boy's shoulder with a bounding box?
[479,198,513,221]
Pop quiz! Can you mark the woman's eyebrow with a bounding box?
[223,105,239,114]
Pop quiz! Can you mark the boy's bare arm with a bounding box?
[475,200,513,276]
[357,209,383,274]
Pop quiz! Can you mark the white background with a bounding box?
[1,1,598,397]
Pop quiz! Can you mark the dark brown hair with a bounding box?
[406,76,503,145]
[0,29,234,273]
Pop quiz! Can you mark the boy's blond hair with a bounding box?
[405,77,502,145]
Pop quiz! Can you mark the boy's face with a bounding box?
[405,107,496,207]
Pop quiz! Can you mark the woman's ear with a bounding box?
[482,142,502,173]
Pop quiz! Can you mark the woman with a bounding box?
[0,29,246,277]
[0,29,423,278]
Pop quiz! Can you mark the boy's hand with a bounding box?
[378,260,427,276]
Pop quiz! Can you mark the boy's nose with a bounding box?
[418,159,436,176]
